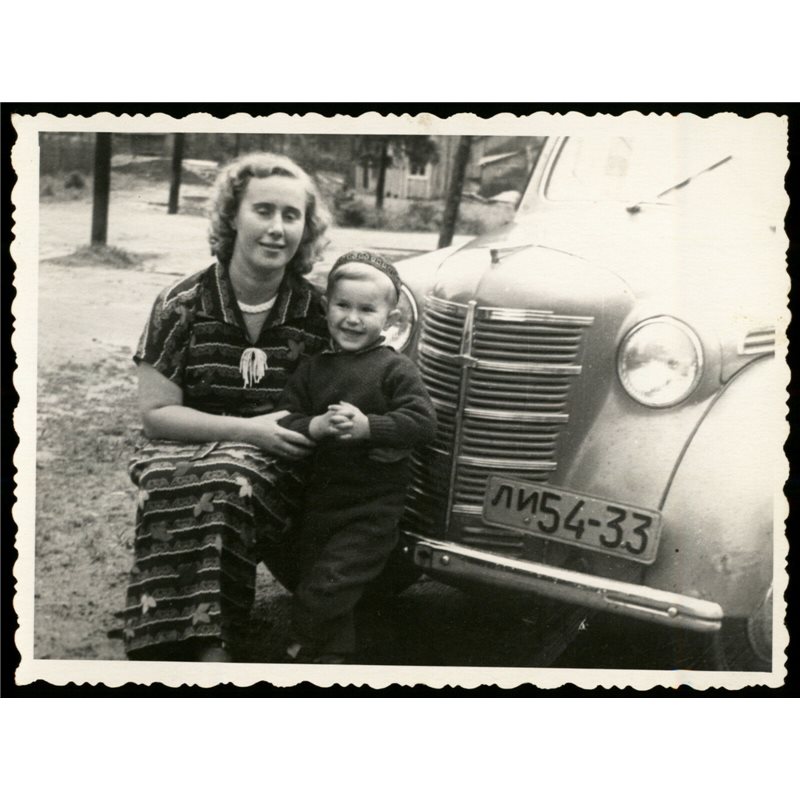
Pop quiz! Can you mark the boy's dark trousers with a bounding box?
[291,457,410,656]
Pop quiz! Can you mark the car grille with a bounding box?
[406,295,594,549]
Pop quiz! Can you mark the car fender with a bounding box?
[395,243,463,355]
[645,356,780,617]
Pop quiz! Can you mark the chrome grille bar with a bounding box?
[444,300,477,530]
[407,294,593,540]
[475,307,595,325]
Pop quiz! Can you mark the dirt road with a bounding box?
[38,192,468,368]
[31,186,712,670]
[32,185,473,664]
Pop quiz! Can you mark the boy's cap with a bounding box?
[329,250,403,299]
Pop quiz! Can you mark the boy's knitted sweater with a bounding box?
[277,341,436,469]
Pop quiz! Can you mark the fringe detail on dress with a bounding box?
[239,347,268,387]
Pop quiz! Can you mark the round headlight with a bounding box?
[382,284,418,352]
[617,317,703,407]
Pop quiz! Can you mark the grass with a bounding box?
[33,354,291,661]
[45,244,157,269]
[35,355,140,659]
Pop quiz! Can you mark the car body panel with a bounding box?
[393,122,785,644]
[648,355,778,615]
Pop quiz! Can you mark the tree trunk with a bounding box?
[438,135,472,249]
[349,137,359,191]
[91,133,112,246]
[375,139,389,210]
[168,133,185,215]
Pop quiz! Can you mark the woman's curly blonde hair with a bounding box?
[209,152,331,276]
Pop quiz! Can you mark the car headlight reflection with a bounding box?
[382,284,418,352]
[618,317,703,407]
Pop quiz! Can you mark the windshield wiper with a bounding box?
[626,155,733,214]
[655,155,732,198]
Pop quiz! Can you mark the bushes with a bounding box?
[335,195,371,228]
[405,201,441,231]
[332,192,514,236]
[455,201,515,235]
[40,172,91,201]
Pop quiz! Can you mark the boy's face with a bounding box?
[324,273,400,352]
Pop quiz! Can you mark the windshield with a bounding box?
[536,132,736,205]
[515,128,785,232]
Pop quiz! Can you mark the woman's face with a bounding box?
[230,175,307,275]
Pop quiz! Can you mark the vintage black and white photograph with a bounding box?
[10,111,789,689]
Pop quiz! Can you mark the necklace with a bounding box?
[237,296,276,314]
[240,347,268,387]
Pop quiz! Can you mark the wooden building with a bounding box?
[354,135,545,201]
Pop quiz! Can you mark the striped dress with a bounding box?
[121,262,329,658]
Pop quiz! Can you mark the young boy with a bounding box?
[277,250,436,663]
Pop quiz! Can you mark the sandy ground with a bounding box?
[30,180,717,669]
[39,189,464,267]
[31,181,472,662]
[38,190,468,369]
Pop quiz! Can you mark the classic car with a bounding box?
[383,120,786,670]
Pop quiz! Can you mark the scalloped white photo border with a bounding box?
[9,110,790,690]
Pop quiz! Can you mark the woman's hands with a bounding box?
[138,363,315,460]
[244,410,315,460]
[310,401,370,442]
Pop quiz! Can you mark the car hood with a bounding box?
[433,197,784,335]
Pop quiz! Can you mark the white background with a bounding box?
[2,1,796,796]
[2,1,798,102]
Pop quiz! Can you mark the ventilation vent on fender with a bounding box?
[738,326,775,356]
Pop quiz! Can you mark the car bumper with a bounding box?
[402,533,723,633]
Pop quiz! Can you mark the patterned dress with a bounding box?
[121,262,329,658]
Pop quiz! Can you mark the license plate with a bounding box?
[482,476,662,564]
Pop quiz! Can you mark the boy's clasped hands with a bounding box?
[308,401,369,442]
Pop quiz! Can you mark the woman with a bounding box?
[121,152,331,661]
